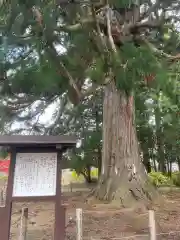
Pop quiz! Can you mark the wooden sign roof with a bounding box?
[0,135,77,147]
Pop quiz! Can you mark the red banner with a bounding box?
[0,160,10,174]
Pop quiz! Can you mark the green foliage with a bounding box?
[114,43,165,95]
[70,130,102,176]
[148,172,172,187]
[71,170,85,182]
[0,150,8,159]
[0,0,180,192]
[70,154,87,175]
[71,168,98,181]
[0,176,8,180]
[148,172,180,187]
[6,57,68,96]
[86,57,105,83]
[71,169,180,188]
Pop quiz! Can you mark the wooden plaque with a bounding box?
[13,152,57,197]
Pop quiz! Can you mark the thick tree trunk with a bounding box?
[154,99,166,173]
[81,165,92,183]
[93,81,158,207]
[95,105,102,177]
[167,161,172,177]
[143,154,151,173]
[178,158,180,171]
[152,156,157,172]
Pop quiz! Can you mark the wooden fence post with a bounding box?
[19,207,28,240]
[0,190,4,206]
[76,208,82,240]
[149,210,156,240]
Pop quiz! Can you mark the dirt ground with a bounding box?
[1,180,180,240]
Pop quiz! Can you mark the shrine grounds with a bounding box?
[1,177,180,239]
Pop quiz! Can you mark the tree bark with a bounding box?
[152,153,157,172]
[93,81,158,207]
[167,161,172,177]
[178,159,180,172]
[81,165,92,183]
[154,98,166,173]
[95,105,102,177]
[143,154,151,173]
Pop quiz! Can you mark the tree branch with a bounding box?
[106,6,117,53]
[133,19,162,29]
[143,38,171,57]
[91,3,108,51]
[143,38,180,63]
[56,18,95,32]
[58,61,82,99]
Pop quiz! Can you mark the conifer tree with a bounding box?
[0,0,180,206]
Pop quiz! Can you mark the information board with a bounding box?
[13,152,57,197]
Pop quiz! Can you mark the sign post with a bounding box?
[0,135,76,240]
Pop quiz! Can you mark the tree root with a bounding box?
[91,173,160,208]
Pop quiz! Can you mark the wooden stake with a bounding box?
[19,207,28,240]
[76,208,82,240]
[149,210,156,240]
[0,190,4,206]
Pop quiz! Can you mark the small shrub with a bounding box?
[71,168,99,182]
[71,170,84,182]
[91,168,98,178]
[71,170,79,179]
[0,176,8,180]
[148,172,172,187]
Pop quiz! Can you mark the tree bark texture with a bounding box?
[143,154,151,173]
[94,81,157,207]
[154,100,166,173]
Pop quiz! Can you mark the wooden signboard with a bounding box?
[13,152,57,197]
[0,135,76,240]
